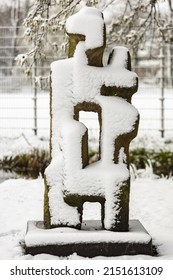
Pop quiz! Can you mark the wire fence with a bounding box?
[0,26,173,139]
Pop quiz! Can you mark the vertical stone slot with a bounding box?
[79,111,100,164]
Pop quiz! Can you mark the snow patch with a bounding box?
[0,176,173,259]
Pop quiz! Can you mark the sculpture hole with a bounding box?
[79,111,100,162]
[82,202,102,227]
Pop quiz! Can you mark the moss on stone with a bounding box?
[112,180,130,232]
[113,114,139,168]
[100,81,138,103]
[81,130,89,168]
[67,33,85,58]
[44,176,51,229]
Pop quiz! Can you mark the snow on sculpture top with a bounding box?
[66,7,104,49]
[44,7,139,232]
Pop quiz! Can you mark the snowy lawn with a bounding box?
[0,176,173,260]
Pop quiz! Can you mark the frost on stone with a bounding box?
[44,7,139,231]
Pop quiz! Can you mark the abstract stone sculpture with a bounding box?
[44,7,139,232]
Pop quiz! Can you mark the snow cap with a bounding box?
[66,7,104,49]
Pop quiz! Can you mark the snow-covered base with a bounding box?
[25,220,151,246]
[0,176,173,259]
[25,220,152,257]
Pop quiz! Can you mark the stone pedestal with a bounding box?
[25,219,152,257]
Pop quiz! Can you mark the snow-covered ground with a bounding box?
[0,134,49,160]
[0,174,173,260]
[0,91,49,137]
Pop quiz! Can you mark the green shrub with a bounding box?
[151,150,173,177]
[130,148,173,177]
[0,149,50,179]
[129,148,149,169]
[89,147,173,177]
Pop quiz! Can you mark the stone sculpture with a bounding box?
[44,7,139,232]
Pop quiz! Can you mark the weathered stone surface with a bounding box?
[44,7,139,232]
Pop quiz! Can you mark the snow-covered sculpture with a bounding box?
[44,7,139,232]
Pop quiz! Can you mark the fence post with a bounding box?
[33,58,38,136]
[160,40,165,138]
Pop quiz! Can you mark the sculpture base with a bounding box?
[25,220,152,257]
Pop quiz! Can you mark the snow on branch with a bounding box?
[18,0,173,81]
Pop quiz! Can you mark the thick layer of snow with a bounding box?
[25,220,151,247]
[0,178,43,259]
[73,44,137,99]
[66,7,104,49]
[47,7,139,228]
[64,161,129,196]
[0,176,173,259]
